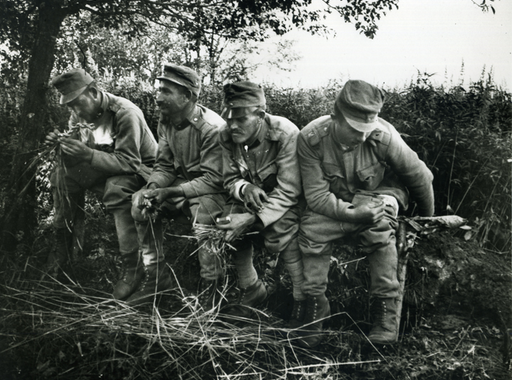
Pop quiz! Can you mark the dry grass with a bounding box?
[0,270,381,380]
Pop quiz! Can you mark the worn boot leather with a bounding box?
[113,250,144,300]
[368,297,399,344]
[197,278,222,311]
[288,299,307,329]
[222,279,267,319]
[296,294,331,348]
[126,261,173,306]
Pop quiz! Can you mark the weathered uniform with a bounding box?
[132,105,227,272]
[220,113,302,253]
[52,91,157,256]
[298,115,434,297]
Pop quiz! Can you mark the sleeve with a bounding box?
[297,131,352,221]
[257,128,302,227]
[384,129,435,216]
[146,122,178,188]
[179,125,224,198]
[89,107,145,175]
[221,137,250,201]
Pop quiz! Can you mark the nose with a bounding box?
[228,120,239,131]
[156,91,165,104]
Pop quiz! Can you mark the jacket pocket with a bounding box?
[356,161,385,190]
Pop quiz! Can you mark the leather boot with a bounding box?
[46,227,73,277]
[288,299,307,329]
[113,250,144,300]
[197,278,221,311]
[126,262,173,306]
[222,279,267,319]
[368,297,399,344]
[296,294,331,348]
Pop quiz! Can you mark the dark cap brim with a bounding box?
[60,85,88,105]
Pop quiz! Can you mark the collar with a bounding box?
[171,105,201,131]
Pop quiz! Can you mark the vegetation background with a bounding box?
[0,0,510,379]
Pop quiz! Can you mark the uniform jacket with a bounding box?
[220,114,302,227]
[148,104,226,198]
[297,115,434,220]
[69,92,157,180]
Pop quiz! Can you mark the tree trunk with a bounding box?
[1,1,67,251]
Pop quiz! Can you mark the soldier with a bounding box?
[129,64,227,306]
[215,81,306,323]
[45,68,157,302]
[296,80,434,347]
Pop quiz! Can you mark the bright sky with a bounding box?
[253,0,512,90]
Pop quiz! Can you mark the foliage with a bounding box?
[380,72,512,251]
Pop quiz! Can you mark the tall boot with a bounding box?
[46,227,73,277]
[296,294,331,348]
[112,207,143,300]
[222,279,267,319]
[125,214,172,306]
[125,261,174,306]
[196,243,224,311]
[368,297,399,344]
[113,250,144,300]
[197,278,221,311]
[281,240,306,328]
[288,299,307,329]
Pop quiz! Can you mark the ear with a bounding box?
[88,86,99,99]
[183,88,193,101]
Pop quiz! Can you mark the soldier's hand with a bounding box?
[216,213,257,242]
[143,187,184,206]
[346,202,386,224]
[45,129,61,146]
[243,184,268,213]
[58,138,93,162]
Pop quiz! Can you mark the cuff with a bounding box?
[180,182,194,198]
[233,180,251,202]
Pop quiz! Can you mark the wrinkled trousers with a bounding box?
[51,162,146,256]
[131,188,226,271]
[299,193,400,298]
[221,201,303,292]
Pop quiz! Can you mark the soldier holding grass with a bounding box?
[296,80,435,347]
[214,81,306,323]
[129,64,227,306]
[46,68,157,303]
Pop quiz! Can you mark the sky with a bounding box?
[252,0,512,90]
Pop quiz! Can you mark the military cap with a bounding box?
[51,68,94,105]
[222,81,266,118]
[157,63,201,97]
[335,80,385,133]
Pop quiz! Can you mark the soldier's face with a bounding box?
[67,89,100,123]
[334,116,371,151]
[227,111,262,144]
[156,81,189,116]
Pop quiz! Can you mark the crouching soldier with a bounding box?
[45,69,157,301]
[215,81,306,323]
[296,80,435,347]
[129,64,227,306]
